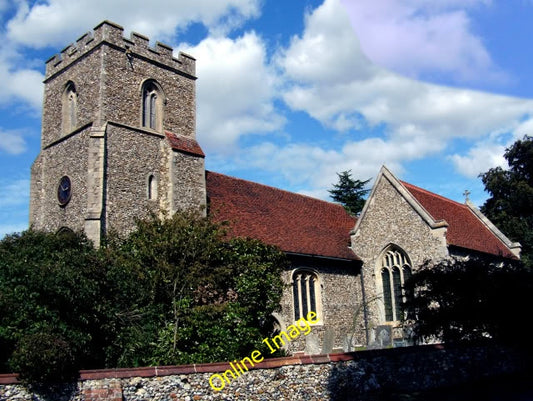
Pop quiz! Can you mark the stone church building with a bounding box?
[30,21,521,353]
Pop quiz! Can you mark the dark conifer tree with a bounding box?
[328,170,370,216]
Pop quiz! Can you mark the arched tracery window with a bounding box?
[292,270,321,322]
[380,247,412,322]
[141,80,163,131]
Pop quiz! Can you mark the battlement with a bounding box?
[45,20,195,79]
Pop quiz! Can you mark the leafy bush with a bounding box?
[403,257,533,345]
[10,332,76,383]
[0,230,103,382]
[0,213,287,382]
[103,212,287,366]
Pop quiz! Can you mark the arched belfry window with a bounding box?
[380,246,412,322]
[292,270,322,323]
[141,80,163,131]
[62,81,77,134]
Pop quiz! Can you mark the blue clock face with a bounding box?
[57,176,72,206]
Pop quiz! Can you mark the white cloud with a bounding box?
[230,133,443,200]
[515,118,533,137]
[0,37,44,112]
[278,0,375,86]
[274,0,533,180]
[449,116,533,177]
[0,129,27,154]
[7,0,261,48]
[449,142,507,178]
[279,0,533,136]
[339,0,505,84]
[180,32,285,153]
[0,60,43,111]
[203,0,530,198]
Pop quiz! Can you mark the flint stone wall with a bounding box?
[29,126,91,233]
[104,124,165,236]
[31,20,200,245]
[351,173,449,331]
[0,344,525,401]
[278,256,365,355]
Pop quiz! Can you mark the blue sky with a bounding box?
[1,0,533,238]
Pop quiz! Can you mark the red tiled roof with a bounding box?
[206,171,358,260]
[402,182,516,259]
[165,131,205,157]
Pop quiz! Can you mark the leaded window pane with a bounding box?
[309,276,316,314]
[393,267,402,321]
[382,268,393,321]
[301,276,308,318]
[150,93,157,128]
[143,90,151,127]
[293,279,300,321]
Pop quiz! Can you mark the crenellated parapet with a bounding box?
[45,20,195,79]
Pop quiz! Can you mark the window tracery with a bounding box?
[142,80,163,131]
[380,247,412,322]
[292,270,321,323]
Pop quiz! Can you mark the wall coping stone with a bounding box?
[0,344,453,385]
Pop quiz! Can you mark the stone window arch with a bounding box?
[62,81,77,134]
[292,269,322,323]
[147,173,158,200]
[141,79,164,131]
[379,245,412,322]
[56,227,74,236]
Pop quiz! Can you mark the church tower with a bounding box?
[30,21,206,246]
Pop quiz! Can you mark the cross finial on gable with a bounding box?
[463,190,471,202]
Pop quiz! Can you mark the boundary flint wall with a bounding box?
[0,344,526,401]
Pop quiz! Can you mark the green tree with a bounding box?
[328,170,370,216]
[0,212,287,381]
[480,135,533,267]
[0,230,104,382]
[102,211,287,367]
[403,258,532,345]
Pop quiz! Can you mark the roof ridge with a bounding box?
[401,181,467,209]
[206,170,352,212]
